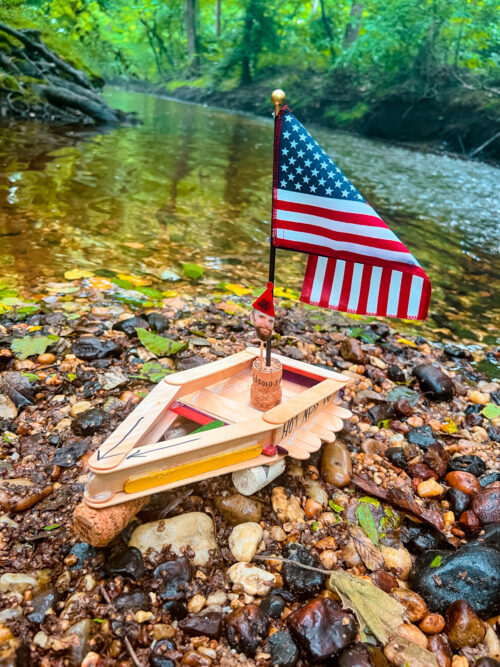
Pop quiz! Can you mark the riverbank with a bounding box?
[118,69,500,162]
[0,275,499,665]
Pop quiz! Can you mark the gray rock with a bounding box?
[412,364,453,401]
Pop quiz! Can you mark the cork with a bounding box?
[73,496,150,547]
[232,460,286,495]
[250,358,282,411]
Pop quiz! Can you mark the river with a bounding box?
[0,88,498,345]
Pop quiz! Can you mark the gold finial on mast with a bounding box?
[271,89,286,116]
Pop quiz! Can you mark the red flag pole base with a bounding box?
[250,358,282,411]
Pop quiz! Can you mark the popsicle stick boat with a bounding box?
[85,347,351,509]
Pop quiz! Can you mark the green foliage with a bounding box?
[11,334,59,360]
[355,502,379,545]
[135,327,187,356]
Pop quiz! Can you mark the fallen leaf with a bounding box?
[122,242,144,249]
[11,335,59,361]
[136,328,187,357]
[182,262,204,280]
[355,502,379,545]
[88,276,114,291]
[64,269,94,280]
[396,337,417,347]
[224,283,252,296]
[480,403,500,420]
[349,526,384,571]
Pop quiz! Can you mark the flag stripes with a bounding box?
[301,256,430,320]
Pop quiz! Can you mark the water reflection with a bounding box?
[0,88,498,343]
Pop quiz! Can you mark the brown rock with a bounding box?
[471,488,500,525]
[181,650,212,666]
[225,604,269,657]
[340,338,365,364]
[420,613,445,635]
[215,494,261,525]
[445,472,481,496]
[459,510,481,534]
[397,622,428,648]
[392,589,428,622]
[370,569,399,593]
[407,463,438,481]
[444,600,486,650]
[179,611,222,639]
[321,441,352,487]
[424,443,449,479]
[428,634,452,667]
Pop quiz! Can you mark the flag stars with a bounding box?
[282,148,289,155]
[319,177,325,186]
[356,193,363,199]
[296,166,303,174]
[294,182,301,190]
[285,115,293,122]
[321,162,328,169]
[341,189,348,197]
[335,179,342,187]
[303,176,310,183]
[328,171,335,178]
[283,130,291,139]
[290,140,298,148]
[312,168,319,176]
[314,153,321,160]
[293,124,300,132]
[310,185,317,192]
[305,159,312,167]
[281,179,287,187]
[307,143,314,150]
[297,150,304,158]
[325,187,332,195]
[289,157,296,165]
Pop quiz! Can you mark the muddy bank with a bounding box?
[124,70,500,162]
[0,275,499,665]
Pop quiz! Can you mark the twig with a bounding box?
[253,554,332,575]
[100,585,143,667]
[469,131,500,158]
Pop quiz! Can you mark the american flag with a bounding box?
[272,107,431,320]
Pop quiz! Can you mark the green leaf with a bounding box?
[312,521,319,531]
[93,618,106,623]
[430,555,442,568]
[182,262,204,280]
[11,335,59,360]
[67,373,77,382]
[355,503,379,545]
[329,501,344,512]
[43,523,60,531]
[358,496,380,507]
[132,361,171,383]
[136,328,188,357]
[21,372,39,382]
[386,386,420,406]
[480,403,500,420]
[377,419,390,429]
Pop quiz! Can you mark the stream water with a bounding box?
[0,88,498,344]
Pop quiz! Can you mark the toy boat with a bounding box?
[85,347,351,509]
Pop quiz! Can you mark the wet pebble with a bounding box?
[424,443,449,478]
[459,510,481,534]
[228,522,263,562]
[370,569,398,593]
[419,613,445,634]
[265,630,299,667]
[228,562,275,596]
[288,598,357,661]
[260,594,285,619]
[179,610,222,639]
[380,545,412,580]
[114,591,150,612]
[104,546,145,579]
[407,425,437,450]
[66,618,93,665]
[338,642,389,666]
[448,455,487,477]
[215,494,262,525]
[112,316,149,337]
[428,634,453,667]
[147,312,170,333]
[474,660,500,667]
[340,338,365,364]
[72,408,109,436]
[0,371,34,407]
[225,604,270,657]
[445,471,481,495]
[385,446,407,469]
[282,543,325,596]
[480,472,500,487]
[154,557,191,600]
[68,542,98,571]
[271,486,305,523]
[412,364,454,401]
[52,439,90,466]
[27,589,60,623]
[444,599,486,649]
[448,488,470,516]
[408,543,500,617]
[391,588,428,622]
[321,440,352,487]
[162,600,188,621]
[73,336,121,360]
[388,364,406,383]
[472,487,500,524]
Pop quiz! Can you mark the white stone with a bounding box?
[381,545,413,581]
[0,573,37,593]
[70,401,92,417]
[206,590,227,607]
[304,480,329,507]
[271,486,305,523]
[228,563,275,596]
[0,394,17,420]
[129,512,216,565]
[229,522,263,563]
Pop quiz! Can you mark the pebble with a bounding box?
[407,425,437,449]
[162,600,187,620]
[265,630,299,667]
[408,543,500,617]
[134,609,153,623]
[474,660,500,667]
[321,441,352,487]
[418,479,445,498]
[469,390,490,405]
[340,338,365,364]
[424,443,450,478]
[225,604,270,657]
[114,591,150,612]
[228,522,263,562]
[448,488,471,516]
[304,479,329,506]
[459,510,481,534]
[179,610,222,639]
[215,494,262,525]
[392,588,428,622]
[153,557,191,600]
[0,572,38,594]
[0,394,18,419]
[0,371,34,407]
[147,312,170,333]
[413,364,454,402]
[227,563,275,596]
[129,513,216,565]
[419,613,445,634]
[480,472,500,487]
[386,446,407,469]
[66,618,93,665]
[472,487,500,524]
[445,600,486,649]
[380,545,413,580]
[448,456,487,477]
[370,569,398,593]
[152,625,175,640]
[72,336,121,360]
[187,594,206,613]
[282,543,326,596]
[397,622,428,649]
[445,471,481,496]
[260,594,285,619]
[104,546,144,580]
[70,401,92,417]
[205,590,226,607]
[27,589,60,623]
[288,598,357,661]
[72,408,109,435]
[428,634,453,667]
[112,316,149,337]
[339,642,389,666]
[271,487,305,523]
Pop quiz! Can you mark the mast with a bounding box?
[266,88,286,367]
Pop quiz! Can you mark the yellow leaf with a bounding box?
[441,418,457,434]
[64,269,94,280]
[162,290,178,298]
[28,326,42,332]
[225,283,252,296]
[274,286,299,299]
[88,276,114,291]
[217,301,245,315]
[397,338,417,347]
[117,273,152,286]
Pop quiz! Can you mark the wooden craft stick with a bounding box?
[264,379,345,426]
[73,496,149,546]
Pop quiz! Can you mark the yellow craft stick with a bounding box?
[124,443,262,494]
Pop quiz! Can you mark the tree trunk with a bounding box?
[319,0,333,43]
[343,2,363,49]
[215,0,221,38]
[184,0,199,71]
[240,8,253,85]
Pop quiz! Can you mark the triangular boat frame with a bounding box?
[85,348,351,508]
